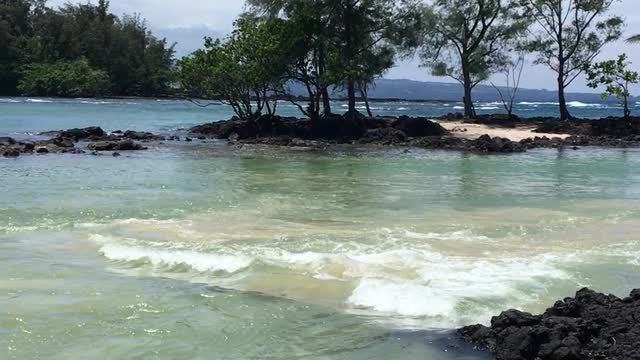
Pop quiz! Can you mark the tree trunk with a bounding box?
[321,86,332,115]
[318,45,332,116]
[558,77,571,121]
[462,69,475,118]
[624,95,630,118]
[361,87,372,117]
[344,0,357,116]
[556,6,570,122]
[347,79,357,115]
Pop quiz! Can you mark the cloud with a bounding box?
[48,0,244,30]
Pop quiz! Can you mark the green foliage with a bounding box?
[419,0,528,118]
[178,16,294,121]
[247,0,419,117]
[585,54,639,118]
[329,0,416,114]
[519,0,623,119]
[17,58,110,97]
[0,0,176,97]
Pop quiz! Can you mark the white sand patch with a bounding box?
[436,120,571,142]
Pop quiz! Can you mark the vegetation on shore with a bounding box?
[179,0,630,121]
[0,0,176,97]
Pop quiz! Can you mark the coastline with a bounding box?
[4,113,640,158]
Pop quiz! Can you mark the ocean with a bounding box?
[1,97,640,359]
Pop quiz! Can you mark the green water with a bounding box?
[2,125,640,358]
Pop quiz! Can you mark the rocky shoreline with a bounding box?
[458,288,640,360]
[4,114,640,158]
[0,127,169,157]
[191,114,640,153]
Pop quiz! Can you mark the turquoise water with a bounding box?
[2,98,640,359]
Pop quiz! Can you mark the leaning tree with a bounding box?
[519,0,623,120]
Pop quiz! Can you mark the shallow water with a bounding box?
[2,99,640,359]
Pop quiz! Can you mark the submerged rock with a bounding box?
[360,127,408,145]
[87,140,147,151]
[0,137,17,145]
[58,126,106,141]
[459,288,640,360]
[472,135,526,153]
[120,130,164,141]
[2,149,20,157]
[51,136,75,148]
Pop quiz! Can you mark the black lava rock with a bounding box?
[87,140,147,151]
[393,116,448,137]
[459,288,640,360]
[360,128,408,145]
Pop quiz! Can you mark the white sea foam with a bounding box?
[567,101,602,108]
[478,106,499,110]
[518,101,559,106]
[349,279,456,317]
[403,230,490,242]
[0,98,21,103]
[517,100,605,108]
[99,243,252,273]
[452,106,464,110]
[25,98,53,103]
[347,253,570,319]
[79,100,114,105]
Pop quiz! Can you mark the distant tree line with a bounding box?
[0,0,176,97]
[179,0,634,121]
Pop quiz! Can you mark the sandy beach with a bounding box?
[437,120,571,141]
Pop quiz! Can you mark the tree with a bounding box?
[247,0,338,117]
[0,0,36,95]
[520,0,623,121]
[356,46,394,117]
[17,58,110,97]
[0,0,176,97]
[249,0,420,118]
[491,51,525,118]
[419,0,527,118]
[332,0,410,117]
[585,54,639,118]
[178,17,293,121]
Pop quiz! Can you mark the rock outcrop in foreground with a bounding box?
[459,288,640,360]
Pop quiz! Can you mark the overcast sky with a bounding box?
[50,0,640,93]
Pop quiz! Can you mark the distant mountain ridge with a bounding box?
[353,79,638,103]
